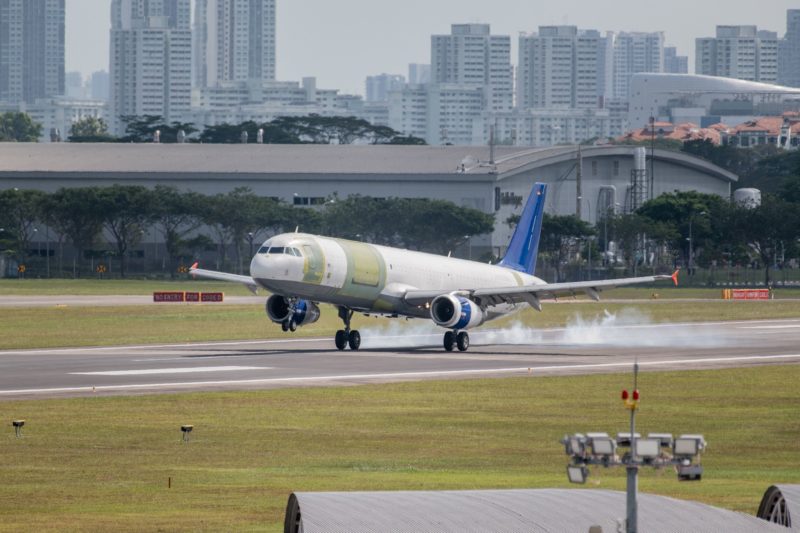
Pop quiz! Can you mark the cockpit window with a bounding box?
[288,247,302,257]
[258,246,302,256]
[258,246,269,254]
[267,247,285,254]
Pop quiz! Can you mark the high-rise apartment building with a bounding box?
[431,24,513,112]
[663,47,688,74]
[517,26,601,110]
[365,73,405,102]
[0,0,64,104]
[193,0,276,88]
[109,0,192,134]
[779,10,800,88]
[696,26,778,83]
[408,63,431,85]
[610,32,664,100]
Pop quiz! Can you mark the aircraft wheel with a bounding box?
[456,331,470,352]
[335,330,347,351]
[348,330,361,351]
[281,321,289,332]
[443,331,455,352]
[289,320,297,332]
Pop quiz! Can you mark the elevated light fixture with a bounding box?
[181,424,193,442]
[12,420,24,438]
[567,465,589,484]
[560,364,707,533]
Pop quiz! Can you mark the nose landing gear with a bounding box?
[443,330,469,352]
[335,306,361,351]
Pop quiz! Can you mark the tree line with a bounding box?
[523,176,800,285]
[0,186,494,278]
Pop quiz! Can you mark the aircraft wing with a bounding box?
[189,263,259,295]
[403,271,678,309]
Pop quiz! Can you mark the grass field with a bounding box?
[2,278,800,299]
[0,366,798,532]
[1,299,800,350]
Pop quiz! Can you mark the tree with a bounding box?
[0,112,43,142]
[96,185,154,277]
[539,214,594,281]
[68,117,115,142]
[637,191,727,267]
[200,188,288,274]
[119,115,197,143]
[0,188,46,263]
[43,188,105,276]
[197,121,300,144]
[733,194,800,285]
[389,199,495,254]
[150,186,204,277]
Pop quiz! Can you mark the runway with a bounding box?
[1,317,799,399]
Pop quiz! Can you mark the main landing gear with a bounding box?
[443,330,469,352]
[335,306,361,351]
[280,319,297,332]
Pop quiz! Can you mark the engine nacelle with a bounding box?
[430,294,486,330]
[265,295,320,327]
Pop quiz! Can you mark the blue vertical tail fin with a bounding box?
[498,183,547,275]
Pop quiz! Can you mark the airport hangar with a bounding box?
[0,143,737,258]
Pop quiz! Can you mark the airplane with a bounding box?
[191,183,678,352]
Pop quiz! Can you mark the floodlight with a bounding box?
[635,438,660,459]
[567,465,589,484]
[12,420,24,438]
[181,424,194,443]
[647,433,673,448]
[677,464,703,481]
[616,432,641,447]
[674,435,705,456]
[563,433,586,457]
[591,437,616,457]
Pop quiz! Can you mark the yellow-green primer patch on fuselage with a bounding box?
[301,241,326,284]
[335,239,387,304]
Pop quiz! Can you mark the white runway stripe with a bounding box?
[71,366,269,376]
[3,353,799,396]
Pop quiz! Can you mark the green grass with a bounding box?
[3,279,799,300]
[0,366,798,531]
[0,278,255,296]
[1,299,800,350]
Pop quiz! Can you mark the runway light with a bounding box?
[12,420,24,438]
[181,425,193,442]
[677,464,704,481]
[632,389,640,401]
[562,433,586,457]
[567,465,589,484]
[674,435,706,457]
[635,438,661,460]
[621,390,629,400]
[647,433,674,448]
[616,432,641,447]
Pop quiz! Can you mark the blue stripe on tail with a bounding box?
[498,183,547,275]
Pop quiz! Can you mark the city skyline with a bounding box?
[66,0,797,95]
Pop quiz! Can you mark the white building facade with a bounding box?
[109,0,192,135]
[696,26,778,83]
[0,0,65,105]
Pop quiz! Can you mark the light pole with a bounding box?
[464,235,472,260]
[561,363,707,533]
[45,226,50,278]
[688,211,708,277]
[247,232,255,258]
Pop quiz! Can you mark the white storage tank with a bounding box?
[734,188,761,208]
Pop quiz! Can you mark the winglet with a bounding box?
[190,262,198,271]
[671,269,679,286]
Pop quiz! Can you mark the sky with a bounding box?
[67,0,797,95]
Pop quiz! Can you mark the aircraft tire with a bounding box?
[335,330,347,350]
[443,331,455,351]
[348,330,361,351]
[289,320,297,332]
[281,321,289,332]
[456,331,469,352]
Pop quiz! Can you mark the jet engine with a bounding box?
[430,294,486,330]
[266,295,320,327]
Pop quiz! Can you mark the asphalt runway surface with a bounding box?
[1,317,799,399]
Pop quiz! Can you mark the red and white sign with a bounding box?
[731,289,770,300]
[153,292,185,302]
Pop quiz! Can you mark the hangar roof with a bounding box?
[0,143,737,183]
[286,488,784,533]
